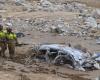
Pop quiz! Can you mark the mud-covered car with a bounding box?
[32,44,100,71]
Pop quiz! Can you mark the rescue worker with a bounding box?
[6,27,18,59]
[0,25,6,57]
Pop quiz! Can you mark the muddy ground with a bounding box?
[0,0,100,80]
[0,30,99,80]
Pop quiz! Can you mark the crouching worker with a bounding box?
[6,27,18,59]
[0,25,7,57]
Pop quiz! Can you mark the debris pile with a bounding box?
[2,15,99,38]
[0,0,99,38]
[0,0,91,13]
[3,17,81,35]
[30,44,100,71]
[34,0,90,13]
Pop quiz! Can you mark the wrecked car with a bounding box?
[31,44,100,71]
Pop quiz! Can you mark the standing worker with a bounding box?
[6,27,18,59]
[0,25,6,57]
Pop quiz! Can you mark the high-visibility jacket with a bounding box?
[0,30,6,46]
[6,32,16,40]
[0,30,6,39]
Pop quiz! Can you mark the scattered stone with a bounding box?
[34,0,89,12]
[15,0,25,6]
[96,39,100,45]
[97,24,100,29]
[92,9,100,19]
[84,17,97,28]
[0,0,6,4]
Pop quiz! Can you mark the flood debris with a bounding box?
[92,53,100,63]
[84,16,97,28]
[92,9,100,19]
[33,0,90,13]
[16,32,25,38]
[28,44,100,71]
[96,39,100,45]
[1,13,99,39]
[95,76,100,80]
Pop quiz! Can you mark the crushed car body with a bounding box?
[32,44,100,71]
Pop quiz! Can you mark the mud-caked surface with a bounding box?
[0,0,100,80]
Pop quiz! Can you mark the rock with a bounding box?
[84,17,97,28]
[22,3,34,11]
[15,0,34,11]
[0,0,6,4]
[92,9,100,19]
[0,4,5,10]
[15,0,25,5]
[96,39,100,45]
[50,27,64,34]
[40,0,53,8]
[97,24,100,29]
[34,1,89,12]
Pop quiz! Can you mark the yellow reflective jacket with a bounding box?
[0,30,6,38]
[6,32,16,40]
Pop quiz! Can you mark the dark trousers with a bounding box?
[0,42,7,57]
[8,42,15,59]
